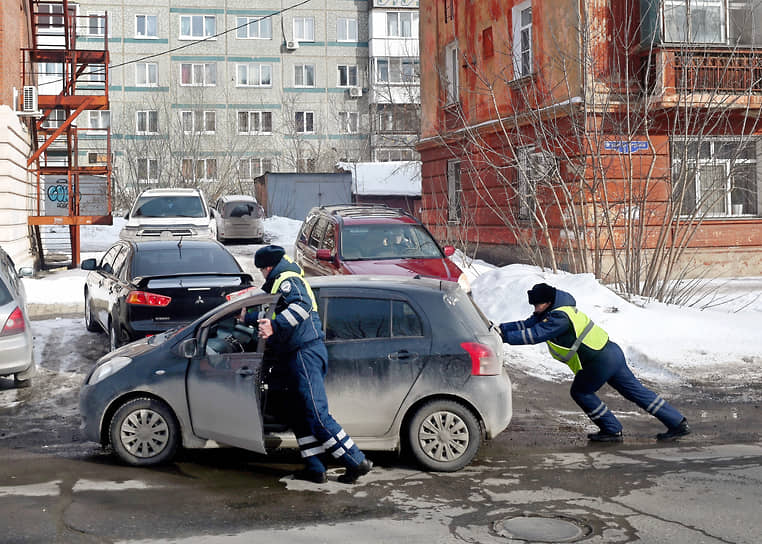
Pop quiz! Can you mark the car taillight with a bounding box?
[126,291,171,306]
[1,307,26,336]
[461,342,500,376]
[226,286,259,302]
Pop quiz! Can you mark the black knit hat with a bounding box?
[254,245,285,269]
[527,283,556,305]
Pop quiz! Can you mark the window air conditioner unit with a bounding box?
[23,86,38,113]
[286,40,300,50]
[348,86,362,98]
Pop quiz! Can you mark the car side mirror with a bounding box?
[443,245,456,257]
[175,338,198,358]
[17,266,34,278]
[81,258,97,270]
[316,249,333,262]
[123,212,130,219]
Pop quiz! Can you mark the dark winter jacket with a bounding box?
[248,256,324,354]
[499,288,621,369]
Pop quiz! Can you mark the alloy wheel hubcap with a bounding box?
[418,410,469,462]
[120,409,169,458]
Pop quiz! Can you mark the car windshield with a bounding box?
[340,224,443,260]
[132,196,206,218]
[222,201,262,219]
[132,245,242,277]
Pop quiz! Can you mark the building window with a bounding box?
[377,104,418,133]
[181,111,216,134]
[38,2,64,29]
[376,58,419,84]
[136,110,158,134]
[294,64,316,87]
[338,111,359,133]
[181,63,216,86]
[671,138,759,216]
[236,16,272,39]
[375,148,418,162]
[237,111,273,134]
[337,17,358,41]
[444,42,459,103]
[88,110,110,130]
[42,108,66,129]
[297,158,317,172]
[443,0,455,23]
[483,26,494,58]
[84,64,106,82]
[386,11,417,37]
[136,63,158,87]
[663,0,762,45]
[88,152,109,164]
[447,159,462,223]
[293,16,315,42]
[180,15,216,39]
[295,111,315,133]
[137,158,159,182]
[182,158,217,181]
[236,63,272,87]
[239,158,273,179]
[338,64,358,87]
[512,1,532,78]
[86,12,105,36]
[136,15,158,38]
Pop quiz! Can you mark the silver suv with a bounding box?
[120,188,216,241]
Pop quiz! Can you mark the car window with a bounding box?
[0,276,12,305]
[112,246,129,277]
[324,297,391,340]
[340,224,443,260]
[223,201,262,219]
[0,254,19,292]
[132,195,206,218]
[132,245,241,277]
[99,245,121,274]
[298,215,318,245]
[320,222,336,251]
[309,218,329,249]
[392,300,423,337]
[446,288,491,333]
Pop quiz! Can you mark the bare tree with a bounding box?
[430,1,762,303]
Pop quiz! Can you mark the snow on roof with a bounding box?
[336,161,421,197]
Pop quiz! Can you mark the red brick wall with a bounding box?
[0,0,31,107]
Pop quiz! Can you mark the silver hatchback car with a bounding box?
[79,276,512,472]
[213,195,265,243]
[0,248,34,387]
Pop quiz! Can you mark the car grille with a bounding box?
[138,228,196,238]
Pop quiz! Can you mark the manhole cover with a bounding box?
[494,515,590,542]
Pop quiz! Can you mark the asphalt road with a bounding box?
[1,311,761,543]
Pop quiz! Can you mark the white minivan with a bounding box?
[120,188,217,241]
[213,195,265,243]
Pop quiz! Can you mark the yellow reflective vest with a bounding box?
[546,306,609,374]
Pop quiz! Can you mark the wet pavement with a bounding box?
[1,307,761,542]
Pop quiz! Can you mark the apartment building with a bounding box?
[61,0,420,205]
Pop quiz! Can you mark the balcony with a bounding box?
[641,47,762,105]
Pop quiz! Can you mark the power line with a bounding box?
[37,0,311,88]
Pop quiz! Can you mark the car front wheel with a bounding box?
[84,291,99,332]
[109,397,179,466]
[406,399,483,472]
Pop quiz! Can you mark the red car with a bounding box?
[294,204,470,293]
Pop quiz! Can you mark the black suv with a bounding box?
[295,204,470,292]
[80,275,512,472]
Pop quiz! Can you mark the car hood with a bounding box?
[342,257,462,281]
[124,216,211,228]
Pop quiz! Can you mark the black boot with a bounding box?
[656,418,691,441]
[338,459,373,484]
[292,469,327,484]
[587,430,623,443]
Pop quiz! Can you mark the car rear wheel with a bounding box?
[109,397,179,466]
[406,400,483,472]
[84,292,99,332]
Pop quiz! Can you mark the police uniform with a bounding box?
[499,283,689,441]
[250,245,372,482]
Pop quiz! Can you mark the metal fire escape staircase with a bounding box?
[22,0,112,269]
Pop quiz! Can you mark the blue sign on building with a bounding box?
[604,141,649,153]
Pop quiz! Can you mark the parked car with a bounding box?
[120,188,217,241]
[81,240,253,351]
[79,275,512,471]
[295,204,470,293]
[0,247,34,387]
[213,195,265,243]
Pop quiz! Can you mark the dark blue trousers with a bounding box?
[286,342,365,472]
[570,341,684,434]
